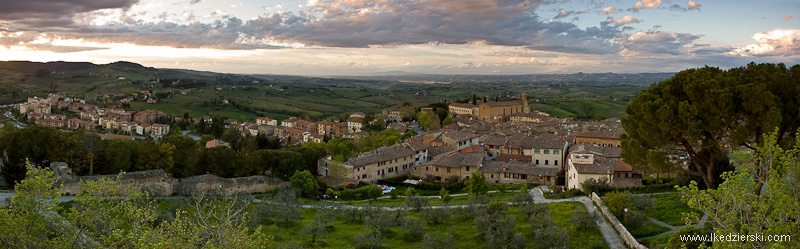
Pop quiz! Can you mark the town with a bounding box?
[8,91,637,192]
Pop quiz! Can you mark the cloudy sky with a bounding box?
[0,0,798,75]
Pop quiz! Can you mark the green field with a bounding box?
[258,201,608,249]
[0,61,648,121]
[643,193,699,226]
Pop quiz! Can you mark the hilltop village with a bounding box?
[10,92,637,190]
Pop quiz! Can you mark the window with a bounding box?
[536,159,540,165]
[491,174,494,179]
[545,160,549,165]
[553,150,559,155]
[377,170,380,175]
[362,174,367,179]
[447,168,451,173]
[435,167,439,172]
[389,168,393,173]
[554,160,558,166]
[426,166,429,171]
[534,149,540,154]
[466,167,470,171]
[544,150,550,154]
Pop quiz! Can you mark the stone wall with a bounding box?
[52,162,288,197]
[591,192,648,249]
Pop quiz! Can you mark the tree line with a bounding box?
[0,124,325,187]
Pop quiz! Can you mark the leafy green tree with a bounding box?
[442,116,454,126]
[417,112,441,131]
[195,146,237,177]
[603,191,632,215]
[101,138,139,174]
[364,184,383,201]
[272,188,302,227]
[466,172,488,196]
[162,135,200,177]
[290,170,319,195]
[0,160,71,248]
[135,140,175,171]
[198,134,215,147]
[572,207,595,230]
[678,131,800,248]
[423,232,455,249]
[623,63,800,189]
[402,129,417,139]
[400,216,425,241]
[354,229,384,249]
[439,187,452,204]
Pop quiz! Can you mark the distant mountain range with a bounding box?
[0,61,675,85]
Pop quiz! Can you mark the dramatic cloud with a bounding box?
[0,0,138,29]
[554,10,575,19]
[633,0,661,11]
[687,1,701,10]
[619,31,702,55]
[601,16,640,27]
[730,29,800,56]
[784,14,793,22]
[602,6,615,14]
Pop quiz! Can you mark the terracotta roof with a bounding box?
[483,135,507,146]
[442,130,479,142]
[481,161,558,176]
[481,101,522,107]
[450,103,478,108]
[98,133,134,140]
[610,179,642,188]
[614,161,633,172]
[571,156,615,175]
[347,143,415,167]
[576,131,623,139]
[496,153,532,163]
[427,151,485,168]
[427,146,456,159]
[405,137,427,152]
[205,139,230,148]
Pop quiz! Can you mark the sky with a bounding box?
[0,0,798,76]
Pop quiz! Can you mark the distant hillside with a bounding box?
[0,60,654,121]
[339,72,676,85]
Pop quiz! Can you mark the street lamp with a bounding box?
[623,208,628,227]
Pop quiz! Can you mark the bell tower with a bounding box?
[522,92,530,113]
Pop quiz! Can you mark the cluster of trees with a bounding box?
[623,63,800,189]
[0,125,325,187]
[0,163,271,248]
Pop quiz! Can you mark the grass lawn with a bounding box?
[260,201,608,249]
[547,202,609,249]
[643,193,698,226]
[628,221,671,238]
[345,191,519,207]
[640,232,673,249]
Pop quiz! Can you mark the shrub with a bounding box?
[631,194,656,211]
[533,227,569,249]
[604,191,632,215]
[422,207,450,225]
[572,207,595,230]
[405,195,429,212]
[354,229,384,249]
[400,216,425,241]
[364,212,397,234]
[423,232,454,249]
